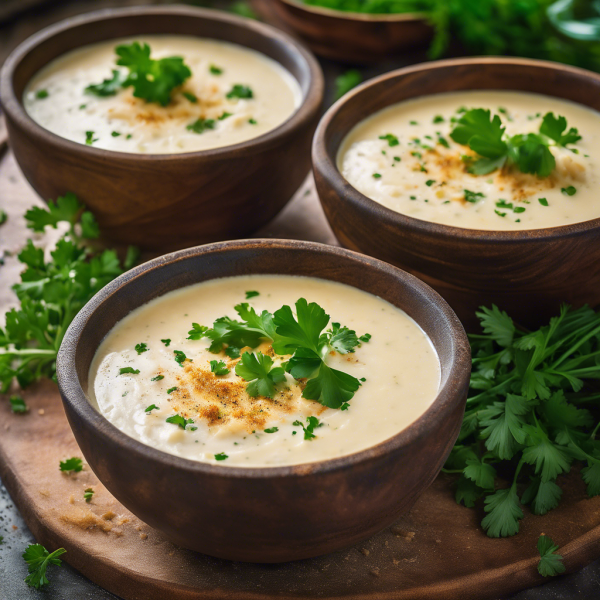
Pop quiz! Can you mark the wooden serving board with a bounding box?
[1,145,600,600]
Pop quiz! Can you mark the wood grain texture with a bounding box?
[1,143,600,600]
[313,58,600,329]
[252,0,433,64]
[0,6,324,250]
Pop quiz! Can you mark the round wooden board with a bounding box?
[1,144,600,600]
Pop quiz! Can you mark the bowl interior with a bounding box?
[5,6,314,107]
[61,240,469,471]
[322,58,600,166]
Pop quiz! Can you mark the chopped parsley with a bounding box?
[167,386,178,394]
[379,133,399,147]
[166,414,193,429]
[496,199,513,209]
[0,210,7,225]
[245,290,260,299]
[513,206,526,214]
[182,91,198,103]
[214,452,228,461]
[539,197,549,206]
[151,375,164,381]
[293,416,323,440]
[9,395,28,413]
[264,427,279,433]
[372,173,382,179]
[135,342,148,355]
[209,64,223,75]
[173,350,187,366]
[188,323,208,340]
[119,367,140,375]
[83,488,94,503]
[186,118,216,134]
[85,131,98,145]
[495,210,506,217]
[23,544,66,589]
[85,69,125,97]
[35,89,49,99]
[161,338,171,347]
[562,186,577,196]
[248,118,257,125]
[111,131,121,137]
[210,360,230,376]
[426,179,436,187]
[218,112,232,120]
[433,115,445,123]
[145,404,159,413]
[226,84,253,99]
[464,190,485,203]
[59,457,83,473]
[409,120,419,125]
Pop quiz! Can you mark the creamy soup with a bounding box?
[339,91,600,230]
[24,36,301,154]
[89,275,440,467]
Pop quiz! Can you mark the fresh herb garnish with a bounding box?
[226,84,253,99]
[450,109,580,177]
[293,416,323,440]
[379,133,399,147]
[111,131,121,137]
[145,404,159,413]
[187,323,208,340]
[218,112,232,120]
[83,488,94,502]
[426,179,436,187]
[248,118,257,125]
[166,414,193,429]
[151,375,164,381]
[245,290,260,299]
[210,64,223,75]
[562,186,577,196]
[0,210,7,225]
[214,452,228,461]
[182,91,198,103]
[161,338,171,347]
[85,70,125,97]
[135,342,148,355]
[464,190,485,203]
[210,360,230,376]
[119,367,140,375]
[447,304,600,538]
[372,173,382,179]
[186,118,216,134]
[59,457,83,473]
[433,115,445,123]
[23,544,66,589]
[85,131,98,145]
[35,89,49,99]
[235,352,286,398]
[537,535,566,577]
[539,198,549,206]
[173,350,187,366]
[334,69,361,100]
[9,395,28,413]
[264,427,279,433]
[167,386,178,394]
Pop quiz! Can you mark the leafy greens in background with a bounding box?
[0,193,138,393]
[302,0,600,72]
[446,304,600,538]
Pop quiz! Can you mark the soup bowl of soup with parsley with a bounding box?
[313,58,600,328]
[0,6,323,249]
[56,239,470,562]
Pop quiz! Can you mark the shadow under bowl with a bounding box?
[0,5,324,250]
[312,57,600,329]
[253,0,433,64]
[56,238,470,563]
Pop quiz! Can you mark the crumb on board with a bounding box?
[102,511,116,521]
[60,506,113,532]
[359,548,370,557]
[370,568,380,577]
[390,527,415,541]
[140,533,148,540]
[68,495,75,504]
[38,409,44,416]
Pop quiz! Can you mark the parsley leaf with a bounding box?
[334,69,362,100]
[226,84,253,99]
[245,290,260,299]
[119,367,140,375]
[145,404,159,413]
[264,427,279,433]
[173,350,188,366]
[540,112,581,147]
[379,133,399,147]
[210,360,230,376]
[151,375,164,382]
[9,395,28,413]
[59,457,83,473]
[135,342,148,355]
[481,486,524,537]
[325,322,360,354]
[83,488,94,502]
[23,544,66,589]
[161,338,171,347]
[187,323,208,340]
[507,133,555,177]
[114,42,191,106]
[186,118,216,134]
[235,352,286,398]
[214,452,228,461]
[293,416,323,440]
[85,69,125,97]
[537,535,566,577]
[166,414,194,429]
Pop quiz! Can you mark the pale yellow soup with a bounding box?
[89,275,441,467]
[24,35,301,154]
[339,91,600,230]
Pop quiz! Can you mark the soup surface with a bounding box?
[24,35,301,154]
[339,91,600,230]
[89,275,440,467]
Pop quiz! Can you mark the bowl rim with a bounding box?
[56,238,471,480]
[313,56,600,242]
[0,4,324,161]
[279,0,428,22]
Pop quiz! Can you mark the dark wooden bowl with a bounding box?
[56,239,470,563]
[252,0,433,63]
[313,57,600,329]
[0,6,324,250]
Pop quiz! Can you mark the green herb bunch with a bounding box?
[447,304,600,537]
[0,193,137,392]
[189,299,370,408]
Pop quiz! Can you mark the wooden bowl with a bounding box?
[252,0,433,63]
[312,57,600,329]
[56,239,470,563]
[0,6,324,250]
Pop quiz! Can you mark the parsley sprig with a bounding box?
[23,544,66,589]
[86,42,192,106]
[447,304,600,538]
[194,299,368,408]
[450,109,580,177]
[0,194,137,392]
